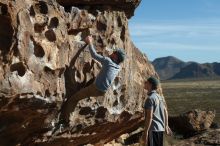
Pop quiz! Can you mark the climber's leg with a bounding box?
[60,83,105,123]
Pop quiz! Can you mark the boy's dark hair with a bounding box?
[147,76,160,90]
[114,48,126,64]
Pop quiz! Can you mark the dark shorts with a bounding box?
[148,131,164,146]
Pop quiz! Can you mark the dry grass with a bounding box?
[162,79,220,123]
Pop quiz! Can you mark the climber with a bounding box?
[53,35,126,132]
[140,77,172,146]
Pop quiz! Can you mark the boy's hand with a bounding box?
[139,133,148,146]
[85,35,93,45]
[165,126,173,136]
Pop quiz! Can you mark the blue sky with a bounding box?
[128,0,220,63]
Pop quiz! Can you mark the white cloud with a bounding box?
[129,23,220,37]
[128,20,220,51]
[135,41,220,51]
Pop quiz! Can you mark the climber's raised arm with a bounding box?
[85,35,105,63]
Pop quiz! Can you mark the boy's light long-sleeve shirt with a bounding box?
[88,44,121,92]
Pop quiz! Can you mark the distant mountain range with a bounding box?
[152,56,220,80]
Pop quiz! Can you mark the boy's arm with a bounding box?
[164,106,173,136]
[88,44,105,62]
[140,97,154,145]
[85,36,105,63]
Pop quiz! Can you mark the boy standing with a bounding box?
[140,77,172,146]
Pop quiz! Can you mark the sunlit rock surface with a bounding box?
[0,0,160,145]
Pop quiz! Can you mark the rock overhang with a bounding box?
[56,0,141,18]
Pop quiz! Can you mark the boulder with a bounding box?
[169,109,215,137]
[0,0,157,145]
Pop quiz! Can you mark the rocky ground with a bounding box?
[103,110,220,146]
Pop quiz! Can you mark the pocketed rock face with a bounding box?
[0,0,158,145]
